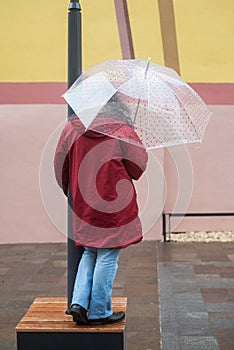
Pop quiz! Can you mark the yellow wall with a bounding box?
[0,2,68,82]
[127,0,164,65]
[174,0,234,82]
[0,0,233,82]
[0,1,123,82]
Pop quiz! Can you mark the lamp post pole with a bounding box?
[67,0,83,314]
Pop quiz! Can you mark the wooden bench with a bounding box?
[16,297,127,350]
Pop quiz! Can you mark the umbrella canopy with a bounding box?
[63,58,211,149]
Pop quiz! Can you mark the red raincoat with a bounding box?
[54,116,148,249]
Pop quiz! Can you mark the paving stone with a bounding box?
[180,336,219,350]
[126,316,158,332]
[51,260,67,268]
[177,320,213,337]
[16,282,56,292]
[177,311,209,321]
[161,333,181,350]
[53,250,67,256]
[173,292,205,307]
[206,303,234,313]
[197,277,226,288]
[223,278,234,288]
[214,328,234,350]
[123,282,157,296]
[126,301,158,316]
[126,329,160,350]
[172,253,200,262]
[126,266,157,277]
[195,274,221,279]
[209,318,234,328]
[0,326,17,350]
[0,267,11,275]
[193,264,218,274]
[200,255,230,262]
[172,282,200,294]
[208,312,234,319]
[127,294,159,306]
[201,288,229,303]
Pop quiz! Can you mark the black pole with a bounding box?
[162,211,167,242]
[67,0,83,314]
[68,0,82,115]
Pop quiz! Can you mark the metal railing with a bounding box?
[162,211,234,242]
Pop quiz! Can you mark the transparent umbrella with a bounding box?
[63,58,211,149]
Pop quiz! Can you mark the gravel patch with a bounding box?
[169,231,234,242]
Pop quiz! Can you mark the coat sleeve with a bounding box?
[54,127,69,196]
[121,127,148,180]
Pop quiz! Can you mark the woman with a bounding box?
[54,109,148,325]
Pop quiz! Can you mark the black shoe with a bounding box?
[89,311,125,325]
[70,304,88,324]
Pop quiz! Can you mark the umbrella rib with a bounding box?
[146,70,150,132]
[155,76,203,139]
[133,58,151,123]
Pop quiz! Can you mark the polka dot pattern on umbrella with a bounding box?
[63,59,211,149]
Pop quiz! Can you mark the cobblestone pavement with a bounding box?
[0,241,233,350]
[157,242,234,350]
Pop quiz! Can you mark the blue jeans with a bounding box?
[71,247,120,319]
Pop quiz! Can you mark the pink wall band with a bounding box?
[0,82,233,105]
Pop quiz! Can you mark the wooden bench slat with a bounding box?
[33,297,67,303]
[16,323,125,333]
[16,297,127,334]
[21,316,72,322]
[33,297,126,303]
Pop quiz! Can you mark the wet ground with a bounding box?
[1,241,233,350]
